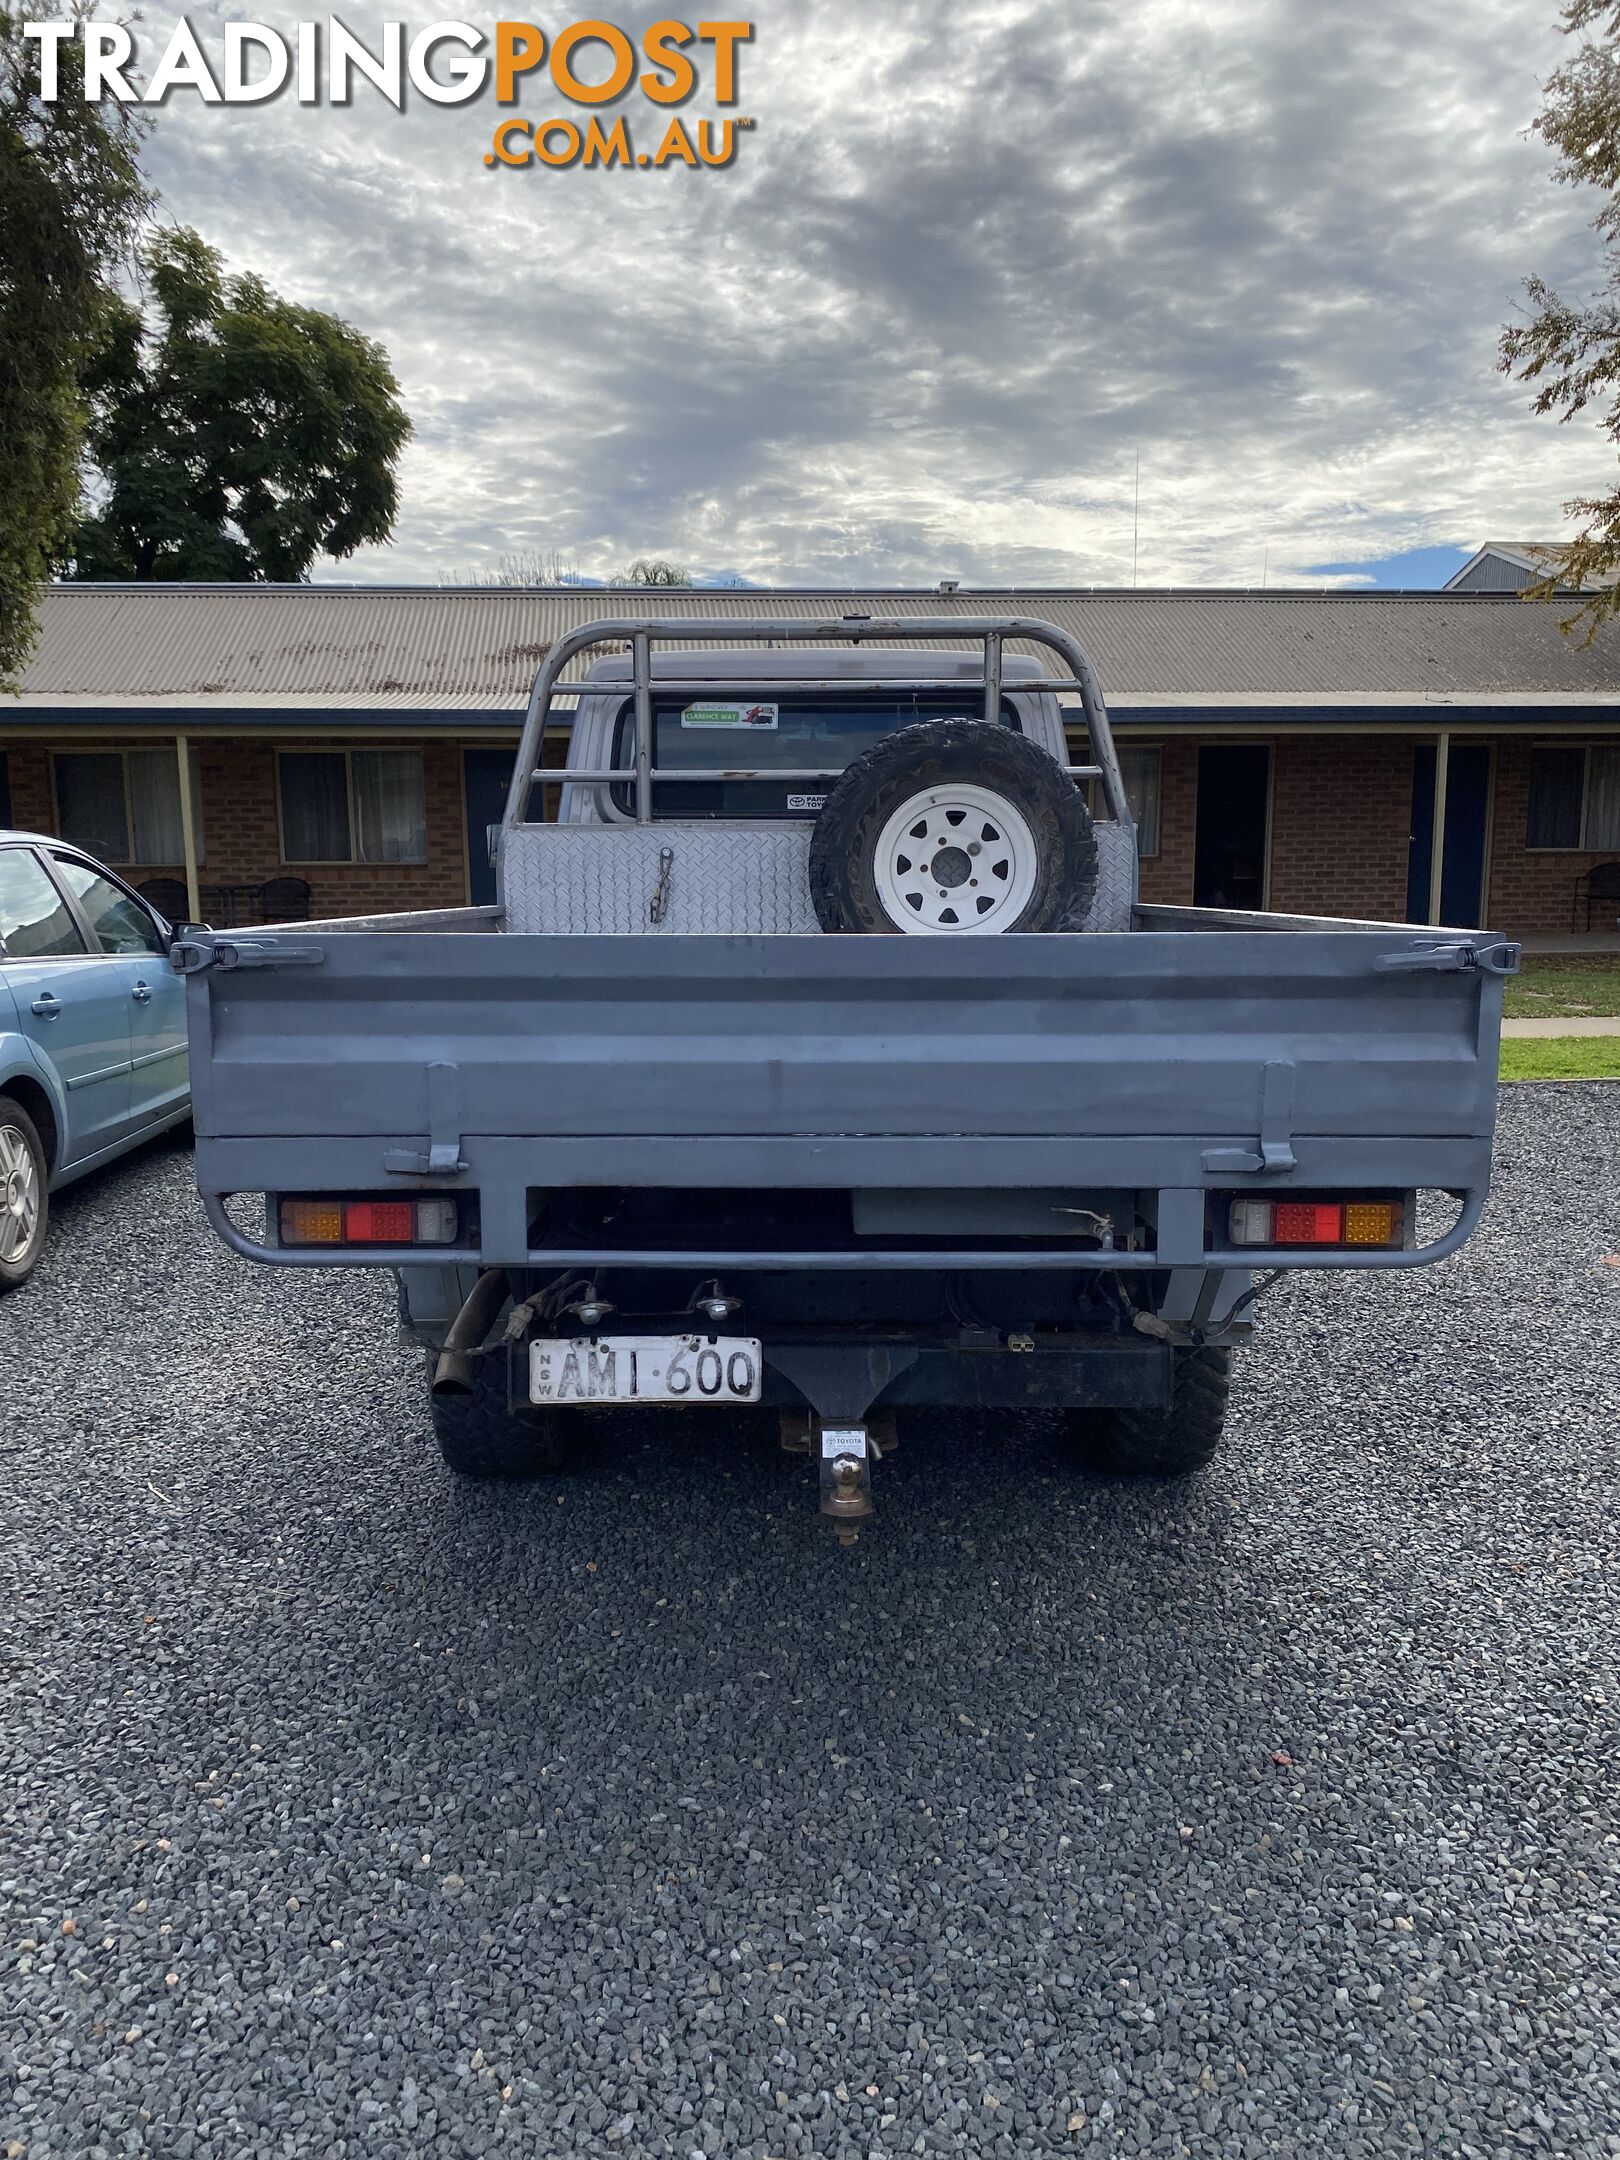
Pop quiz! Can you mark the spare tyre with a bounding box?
[809,717,1099,934]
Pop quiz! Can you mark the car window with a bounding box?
[51,856,166,956]
[611,693,1019,819]
[0,848,89,960]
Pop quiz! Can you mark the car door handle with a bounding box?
[30,993,62,1018]
[131,981,153,1004]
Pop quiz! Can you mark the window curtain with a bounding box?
[353,750,427,863]
[1586,746,1620,851]
[1525,748,1585,850]
[54,752,129,862]
[1121,747,1162,858]
[128,749,205,864]
[280,752,352,861]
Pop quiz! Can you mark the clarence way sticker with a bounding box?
[680,701,779,730]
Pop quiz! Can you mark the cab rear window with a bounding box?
[611,693,1017,820]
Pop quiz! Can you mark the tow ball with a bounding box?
[780,1412,895,1546]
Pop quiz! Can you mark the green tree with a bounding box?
[1502,0,1620,635]
[70,226,411,581]
[0,7,150,684]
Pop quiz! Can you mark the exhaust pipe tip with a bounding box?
[431,1269,511,1397]
[432,1350,476,1396]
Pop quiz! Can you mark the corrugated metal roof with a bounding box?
[8,583,1620,710]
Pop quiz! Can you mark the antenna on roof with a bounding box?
[1132,449,1140,589]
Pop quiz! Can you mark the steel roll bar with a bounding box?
[500,616,1135,835]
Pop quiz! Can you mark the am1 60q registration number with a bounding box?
[529,1334,763,1406]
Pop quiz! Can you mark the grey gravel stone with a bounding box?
[0,1094,1618,2158]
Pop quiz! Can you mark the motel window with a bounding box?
[1526,745,1620,851]
[1592,747,1620,850]
[0,751,11,826]
[1089,745,1161,858]
[278,749,427,864]
[53,748,204,866]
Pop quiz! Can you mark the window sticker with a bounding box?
[680,701,779,730]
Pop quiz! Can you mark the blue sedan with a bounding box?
[0,832,191,1288]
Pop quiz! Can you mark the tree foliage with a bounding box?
[70,226,412,582]
[1502,0,1620,635]
[616,557,693,587]
[452,548,589,587]
[0,8,149,684]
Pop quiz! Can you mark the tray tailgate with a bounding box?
[185,929,1503,1147]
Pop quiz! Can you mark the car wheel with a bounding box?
[809,717,1099,935]
[0,1097,49,1291]
[1069,1345,1231,1477]
[429,1349,586,1480]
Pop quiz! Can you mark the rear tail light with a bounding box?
[279,1196,460,1247]
[1225,1196,1404,1251]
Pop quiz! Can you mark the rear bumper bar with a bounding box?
[200,1182,1486,1275]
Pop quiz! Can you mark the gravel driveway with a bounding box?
[2,1088,1618,2160]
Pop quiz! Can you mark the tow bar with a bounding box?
[780,1412,894,1544]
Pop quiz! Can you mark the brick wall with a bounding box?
[6,742,54,834]
[1,736,470,916]
[7,722,1614,937]
[1134,740,1197,904]
[1266,737,1412,919]
[1126,734,1414,918]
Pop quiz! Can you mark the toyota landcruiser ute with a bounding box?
[175,616,1515,1540]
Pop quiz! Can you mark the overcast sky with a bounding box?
[123,0,1607,587]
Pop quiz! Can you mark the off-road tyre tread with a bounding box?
[809,717,1099,934]
[1073,1344,1231,1477]
[429,1351,583,1479]
[0,1095,48,1292]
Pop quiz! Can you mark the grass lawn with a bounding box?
[1501,1035,1620,1082]
[1504,954,1620,1020]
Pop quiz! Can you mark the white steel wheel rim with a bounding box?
[0,1123,41,1267]
[872,782,1040,933]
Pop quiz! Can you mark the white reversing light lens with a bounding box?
[1228,1200,1274,1247]
[413,1199,459,1245]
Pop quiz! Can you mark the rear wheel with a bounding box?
[1070,1345,1231,1477]
[0,1097,48,1291]
[429,1350,586,1480]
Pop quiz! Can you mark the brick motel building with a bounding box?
[3,581,1619,939]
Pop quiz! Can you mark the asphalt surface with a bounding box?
[2,1090,1618,2160]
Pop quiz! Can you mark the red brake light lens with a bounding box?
[343,1200,416,1243]
[1273,1201,1344,1245]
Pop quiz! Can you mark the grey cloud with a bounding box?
[131,0,1605,585]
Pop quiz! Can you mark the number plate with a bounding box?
[528,1334,763,1406]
